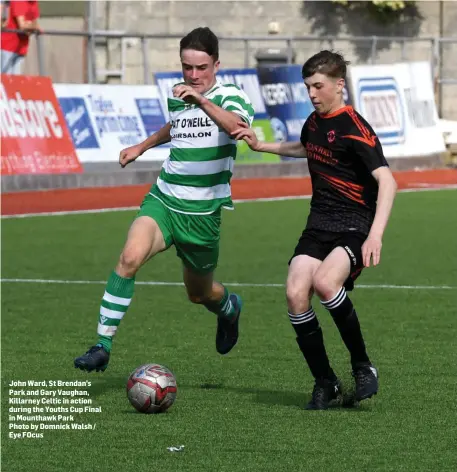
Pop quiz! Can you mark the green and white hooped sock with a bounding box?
[204,286,236,319]
[97,271,135,352]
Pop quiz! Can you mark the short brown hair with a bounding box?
[180,27,219,61]
[302,50,350,79]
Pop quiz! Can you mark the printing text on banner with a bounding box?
[54,84,169,163]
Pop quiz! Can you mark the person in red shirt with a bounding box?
[1,0,40,74]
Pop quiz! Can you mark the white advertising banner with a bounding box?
[348,62,445,158]
[53,84,170,162]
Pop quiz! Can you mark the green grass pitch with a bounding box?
[2,189,457,471]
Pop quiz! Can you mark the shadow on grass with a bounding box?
[196,383,370,411]
[85,374,128,397]
[121,409,175,415]
[201,382,304,407]
[85,378,373,412]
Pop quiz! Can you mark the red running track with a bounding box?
[2,169,456,216]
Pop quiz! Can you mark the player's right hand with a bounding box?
[119,144,143,168]
[231,121,261,151]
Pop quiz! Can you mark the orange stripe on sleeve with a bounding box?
[344,109,377,147]
[342,134,377,148]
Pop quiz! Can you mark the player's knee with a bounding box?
[313,273,337,301]
[286,284,300,306]
[116,249,142,278]
[286,282,311,312]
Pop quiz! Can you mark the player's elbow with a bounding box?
[225,124,239,136]
[374,168,397,193]
[298,145,307,158]
[225,112,250,135]
[383,172,398,195]
[392,178,398,195]
[226,119,246,136]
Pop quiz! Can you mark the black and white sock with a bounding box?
[321,287,370,368]
[289,308,336,381]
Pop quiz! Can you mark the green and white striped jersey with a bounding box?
[149,80,255,214]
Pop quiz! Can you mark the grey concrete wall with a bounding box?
[18,2,457,117]
[22,17,86,83]
[90,0,457,119]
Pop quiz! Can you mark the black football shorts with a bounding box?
[289,228,367,291]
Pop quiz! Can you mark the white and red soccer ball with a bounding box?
[126,363,177,413]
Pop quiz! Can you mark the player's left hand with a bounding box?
[172,85,204,105]
[362,236,382,267]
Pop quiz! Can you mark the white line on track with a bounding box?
[1,278,455,290]
[2,185,457,219]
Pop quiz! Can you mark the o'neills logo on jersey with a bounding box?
[170,116,214,139]
[306,142,338,166]
[171,117,213,129]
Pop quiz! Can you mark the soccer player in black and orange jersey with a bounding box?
[232,50,397,410]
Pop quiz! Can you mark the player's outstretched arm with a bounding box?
[362,166,398,267]
[119,123,172,168]
[231,122,307,158]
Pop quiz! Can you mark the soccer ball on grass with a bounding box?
[126,363,177,413]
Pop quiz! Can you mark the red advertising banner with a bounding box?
[1,75,82,175]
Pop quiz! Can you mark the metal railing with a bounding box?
[1,28,456,114]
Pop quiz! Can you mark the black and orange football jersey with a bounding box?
[300,105,388,235]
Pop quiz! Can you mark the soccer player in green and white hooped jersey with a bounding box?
[74,27,254,373]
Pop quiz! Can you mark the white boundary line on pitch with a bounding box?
[1,278,455,290]
[2,185,457,219]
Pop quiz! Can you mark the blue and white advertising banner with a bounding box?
[348,62,445,158]
[154,68,268,120]
[53,84,169,162]
[256,65,351,143]
[256,64,315,146]
[256,64,328,160]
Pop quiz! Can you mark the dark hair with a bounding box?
[180,27,219,61]
[302,50,350,79]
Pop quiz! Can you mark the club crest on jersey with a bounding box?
[327,130,336,143]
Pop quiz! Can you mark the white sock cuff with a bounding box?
[288,308,316,325]
[321,287,346,309]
